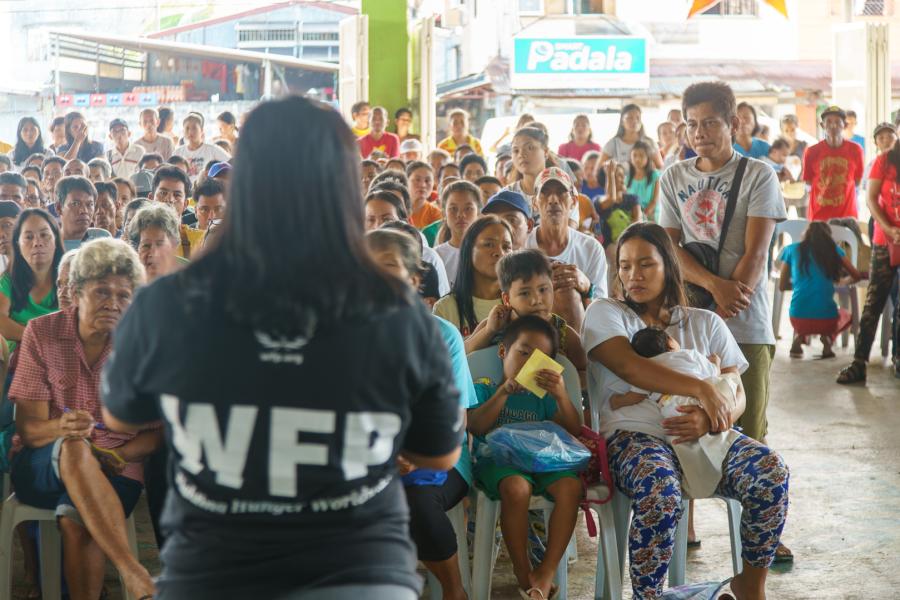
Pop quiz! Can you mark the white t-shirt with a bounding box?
[602,136,660,164]
[526,227,608,299]
[173,143,231,182]
[135,134,175,161]
[434,242,460,287]
[581,299,748,439]
[422,245,450,297]
[658,153,787,345]
[107,143,145,179]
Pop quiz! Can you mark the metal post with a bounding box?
[844,0,853,22]
[263,59,273,98]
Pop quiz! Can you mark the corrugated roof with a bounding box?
[148,1,357,39]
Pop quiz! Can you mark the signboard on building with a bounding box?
[511,36,649,90]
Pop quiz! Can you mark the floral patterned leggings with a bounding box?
[607,431,790,600]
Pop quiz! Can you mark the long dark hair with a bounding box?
[736,102,761,136]
[513,126,559,170]
[568,114,592,144]
[157,107,174,134]
[63,112,90,146]
[13,117,46,165]
[452,214,511,333]
[626,140,656,186]
[798,221,842,281]
[887,138,900,182]
[9,208,64,313]
[183,96,402,335]
[615,104,647,140]
[615,222,688,315]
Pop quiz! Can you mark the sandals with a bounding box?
[836,361,866,384]
[519,584,559,600]
[773,542,794,563]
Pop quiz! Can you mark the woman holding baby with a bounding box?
[582,222,789,600]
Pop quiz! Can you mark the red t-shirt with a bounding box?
[802,140,864,221]
[358,132,400,158]
[869,153,900,246]
[557,140,601,161]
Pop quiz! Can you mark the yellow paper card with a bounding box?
[515,349,564,398]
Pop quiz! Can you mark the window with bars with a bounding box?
[237,28,297,43]
[302,32,338,41]
[701,0,759,16]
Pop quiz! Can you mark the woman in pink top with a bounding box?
[9,238,157,600]
[557,114,600,161]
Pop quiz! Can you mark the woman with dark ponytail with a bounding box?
[778,221,862,359]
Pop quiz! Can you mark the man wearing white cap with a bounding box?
[525,166,607,332]
[399,138,423,162]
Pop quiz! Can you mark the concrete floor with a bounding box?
[7,310,900,599]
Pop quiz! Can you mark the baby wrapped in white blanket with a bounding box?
[610,328,743,498]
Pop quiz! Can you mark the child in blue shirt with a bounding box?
[467,315,582,600]
[778,221,863,358]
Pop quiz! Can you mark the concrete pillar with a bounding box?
[360,0,409,117]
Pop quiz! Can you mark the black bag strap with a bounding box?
[717,156,749,258]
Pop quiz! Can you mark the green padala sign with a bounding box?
[511,36,649,90]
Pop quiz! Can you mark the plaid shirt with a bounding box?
[10,308,143,482]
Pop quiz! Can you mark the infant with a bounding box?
[611,328,724,416]
[609,327,743,498]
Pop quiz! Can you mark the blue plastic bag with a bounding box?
[485,421,591,473]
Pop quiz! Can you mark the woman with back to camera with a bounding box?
[100,96,464,600]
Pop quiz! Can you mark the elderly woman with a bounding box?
[128,202,184,281]
[56,249,78,311]
[9,238,156,600]
[583,223,789,600]
[0,208,63,351]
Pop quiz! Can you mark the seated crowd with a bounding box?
[0,80,896,600]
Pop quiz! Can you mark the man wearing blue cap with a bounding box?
[482,190,534,251]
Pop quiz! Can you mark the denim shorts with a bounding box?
[11,438,143,526]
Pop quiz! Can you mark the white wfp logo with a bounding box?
[526,41,633,72]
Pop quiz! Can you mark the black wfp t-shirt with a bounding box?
[102,275,463,598]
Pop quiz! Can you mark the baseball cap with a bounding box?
[108,118,129,131]
[482,190,531,219]
[534,167,573,194]
[820,106,847,122]
[208,162,232,179]
[399,138,423,153]
[131,170,153,196]
[0,201,21,219]
[873,122,897,139]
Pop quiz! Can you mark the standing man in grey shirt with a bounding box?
[659,81,786,444]
[134,108,175,161]
[659,81,793,564]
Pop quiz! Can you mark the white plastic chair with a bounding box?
[829,224,861,348]
[771,219,809,339]
[466,346,583,600]
[0,493,140,600]
[587,372,741,597]
[425,502,471,600]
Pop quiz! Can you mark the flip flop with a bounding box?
[518,584,559,600]
[687,538,702,548]
[773,543,794,563]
